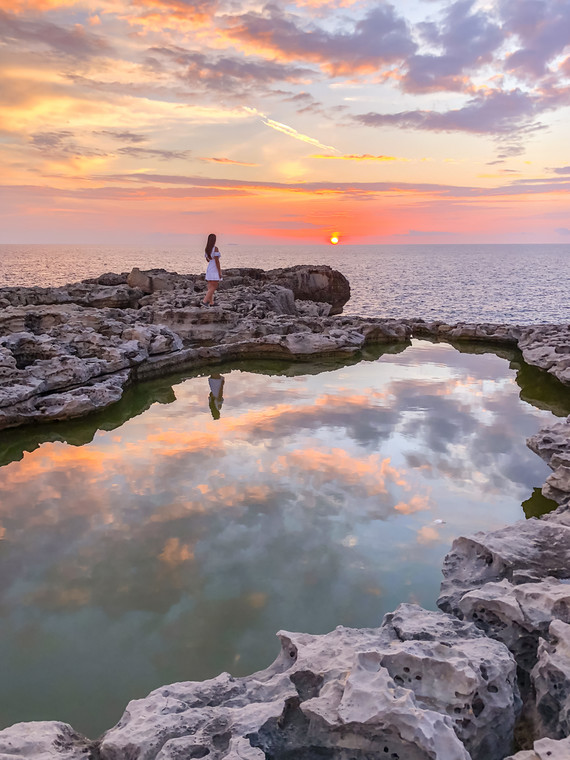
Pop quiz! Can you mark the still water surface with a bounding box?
[0,340,567,737]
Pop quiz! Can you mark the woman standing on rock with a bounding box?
[202,233,222,307]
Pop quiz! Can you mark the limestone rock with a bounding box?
[98,604,520,760]
[518,324,570,385]
[0,303,186,429]
[126,267,187,294]
[295,299,331,317]
[95,272,128,286]
[528,417,570,505]
[527,417,570,471]
[380,604,520,760]
[0,283,143,309]
[265,264,350,315]
[438,518,570,618]
[544,466,570,505]
[407,320,521,344]
[505,735,570,760]
[3,265,570,432]
[0,721,94,759]
[457,577,570,674]
[127,266,153,293]
[0,370,130,428]
[532,619,570,739]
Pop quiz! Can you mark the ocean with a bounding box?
[1,243,569,324]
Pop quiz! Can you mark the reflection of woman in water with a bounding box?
[202,233,222,307]
[208,373,224,420]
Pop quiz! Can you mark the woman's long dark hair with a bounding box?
[205,233,216,261]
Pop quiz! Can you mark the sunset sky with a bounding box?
[1,0,569,244]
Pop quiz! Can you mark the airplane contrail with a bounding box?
[244,107,340,153]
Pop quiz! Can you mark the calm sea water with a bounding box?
[0,340,566,737]
[0,243,569,323]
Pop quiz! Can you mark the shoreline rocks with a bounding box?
[1,267,570,758]
[0,267,569,437]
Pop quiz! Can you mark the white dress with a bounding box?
[205,250,221,281]
[208,376,223,396]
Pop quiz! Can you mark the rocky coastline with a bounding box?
[0,266,569,759]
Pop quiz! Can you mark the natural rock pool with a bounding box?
[0,339,567,739]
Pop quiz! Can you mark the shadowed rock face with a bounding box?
[264,265,351,315]
[532,620,570,740]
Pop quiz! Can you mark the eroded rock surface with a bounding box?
[438,516,570,619]
[0,721,95,759]
[437,505,570,752]
[457,577,570,674]
[518,325,570,386]
[98,604,518,760]
[532,619,570,739]
[528,416,570,506]
[506,735,570,760]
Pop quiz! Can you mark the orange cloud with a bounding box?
[393,494,432,515]
[28,586,91,610]
[200,157,259,166]
[121,0,219,33]
[158,537,194,567]
[0,444,109,487]
[416,525,441,545]
[4,0,78,10]
[311,154,400,162]
[271,448,407,496]
[144,430,222,454]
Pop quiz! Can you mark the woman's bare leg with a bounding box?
[203,281,219,305]
[209,282,219,305]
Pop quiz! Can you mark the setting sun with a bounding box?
[330,236,339,244]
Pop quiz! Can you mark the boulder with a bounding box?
[527,417,570,470]
[126,266,153,293]
[379,604,520,760]
[126,267,184,294]
[0,721,94,760]
[266,265,350,315]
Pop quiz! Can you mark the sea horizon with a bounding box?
[1,242,569,325]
